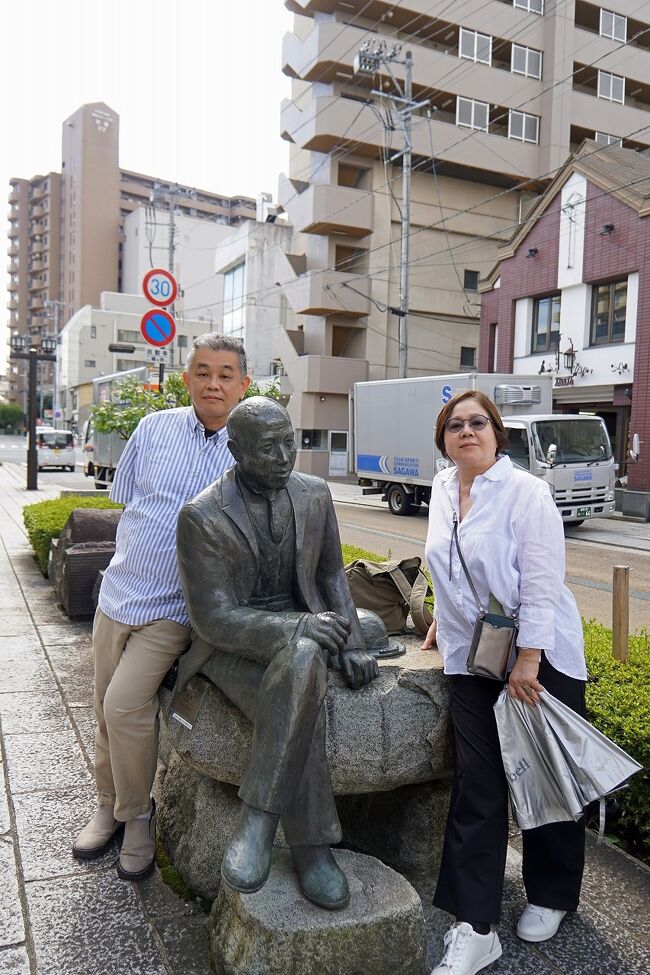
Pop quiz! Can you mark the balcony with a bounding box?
[7,261,19,274]
[9,188,19,204]
[283,270,370,317]
[8,223,19,240]
[278,174,374,238]
[8,243,19,257]
[7,298,18,312]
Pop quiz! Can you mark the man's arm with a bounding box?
[109,422,142,505]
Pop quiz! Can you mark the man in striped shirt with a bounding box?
[72,333,250,880]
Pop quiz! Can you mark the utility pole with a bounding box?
[353,42,428,378]
[45,298,65,424]
[149,183,194,386]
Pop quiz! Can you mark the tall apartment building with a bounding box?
[277,0,650,477]
[6,101,256,410]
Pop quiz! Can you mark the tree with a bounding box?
[91,372,281,440]
[0,403,25,433]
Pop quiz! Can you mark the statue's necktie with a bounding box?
[267,494,284,544]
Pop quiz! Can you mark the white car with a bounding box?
[34,427,76,471]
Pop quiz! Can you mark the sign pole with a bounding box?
[159,361,165,388]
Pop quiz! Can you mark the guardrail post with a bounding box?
[612,565,630,662]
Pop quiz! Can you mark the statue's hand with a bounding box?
[341,649,379,690]
[303,612,351,657]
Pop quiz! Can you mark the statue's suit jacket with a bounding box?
[174,467,364,698]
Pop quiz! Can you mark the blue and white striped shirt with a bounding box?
[98,406,235,626]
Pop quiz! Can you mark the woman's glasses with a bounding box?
[444,415,492,434]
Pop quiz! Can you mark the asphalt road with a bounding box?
[2,433,647,633]
[332,500,650,634]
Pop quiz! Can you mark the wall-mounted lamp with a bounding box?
[525,247,538,259]
[319,395,326,402]
[562,340,576,372]
[600,223,615,236]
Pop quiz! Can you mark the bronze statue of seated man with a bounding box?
[174,397,379,909]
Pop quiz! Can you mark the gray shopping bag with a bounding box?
[494,689,642,831]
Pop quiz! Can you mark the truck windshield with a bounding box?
[531,419,612,464]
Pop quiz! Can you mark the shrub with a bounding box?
[23,495,124,575]
[341,543,385,564]
[583,621,650,861]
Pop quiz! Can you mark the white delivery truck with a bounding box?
[86,367,149,490]
[352,374,616,526]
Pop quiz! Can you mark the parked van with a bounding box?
[34,427,76,471]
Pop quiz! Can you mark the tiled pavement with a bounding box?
[1,461,649,975]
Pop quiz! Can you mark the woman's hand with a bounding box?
[508,649,544,706]
[421,619,437,651]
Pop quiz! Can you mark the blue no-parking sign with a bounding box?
[140,308,176,347]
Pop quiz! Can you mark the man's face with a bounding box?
[234,417,297,491]
[183,350,250,430]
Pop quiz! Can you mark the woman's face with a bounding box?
[443,397,498,473]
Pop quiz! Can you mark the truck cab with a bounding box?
[504,414,615,525]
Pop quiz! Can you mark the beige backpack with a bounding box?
[344,556,434,636]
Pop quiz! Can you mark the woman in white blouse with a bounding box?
[422,390,587,975]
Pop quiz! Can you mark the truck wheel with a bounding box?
[387,485,415,516]
[564,520,584,529]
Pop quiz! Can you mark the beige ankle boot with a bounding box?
[72,806,122,860]
[117,800,156,881]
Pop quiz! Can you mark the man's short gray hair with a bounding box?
[186,333,247,376]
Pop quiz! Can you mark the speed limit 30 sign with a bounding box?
[143,268,178,307]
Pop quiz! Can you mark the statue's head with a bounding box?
[227,397,297,491]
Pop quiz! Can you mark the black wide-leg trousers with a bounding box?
[433,654,587,924]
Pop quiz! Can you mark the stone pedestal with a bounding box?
[209,849,426,975]
[158,638,453,899]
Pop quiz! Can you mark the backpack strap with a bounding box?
[388,566,434,636]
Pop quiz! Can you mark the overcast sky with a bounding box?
[1,0,294,367]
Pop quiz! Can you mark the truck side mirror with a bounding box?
[546,443,557,465]
[629,433,641,463]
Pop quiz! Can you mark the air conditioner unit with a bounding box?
[493,384,542,406]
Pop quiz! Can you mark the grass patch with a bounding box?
[23,495,123,574]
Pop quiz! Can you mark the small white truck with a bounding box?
[352,373,616,526]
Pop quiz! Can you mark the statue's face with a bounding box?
[236,417,297,491]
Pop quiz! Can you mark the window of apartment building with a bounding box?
[460,346,476,368]
[300,430,326,450]
[513,0,543,14]
[531,294,561,353]
[600,9,626,42]
[464,269,480,291]
[511,44,542,79]
[90,325,97,339]
[508,110,540,144]
[456,97,489,131]
[590,279,627,344]
[597,70,624,103]
[595,131,623,147]
[84,359,96,368]
[177,334,188,348]
[117,359,148,371]
[459,28,492,65]
[223,261,246,340]
[117,329,140,343]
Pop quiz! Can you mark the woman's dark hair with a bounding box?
[435,390,509,459]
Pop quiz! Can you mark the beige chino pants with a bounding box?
[93,608,190,820]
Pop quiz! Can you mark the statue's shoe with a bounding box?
[221,803,279,894]
[291,844,350,910]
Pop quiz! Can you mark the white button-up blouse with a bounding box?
[424,455,587,680]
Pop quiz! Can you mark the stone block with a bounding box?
[337,779,451,891]
[209,849,426,975]
[157,753,288,901]
[159,638,452,795]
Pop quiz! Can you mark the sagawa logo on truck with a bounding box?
[357,454,421,477]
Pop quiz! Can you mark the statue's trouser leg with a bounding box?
[203,637,340,847]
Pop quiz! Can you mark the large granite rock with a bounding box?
[209,849,426,975]
[159,638,452,795]
[157,753,287,901]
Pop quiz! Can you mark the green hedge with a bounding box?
[584,622,650,860]
[23,495,124,575]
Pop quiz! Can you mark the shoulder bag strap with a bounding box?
[452,517,485,614]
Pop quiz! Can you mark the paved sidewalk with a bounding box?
[1,462,649,974]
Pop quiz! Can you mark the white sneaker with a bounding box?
[430,922,502,975]
[516,904,567,942]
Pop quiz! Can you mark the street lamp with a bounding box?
[9,332,57,491]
